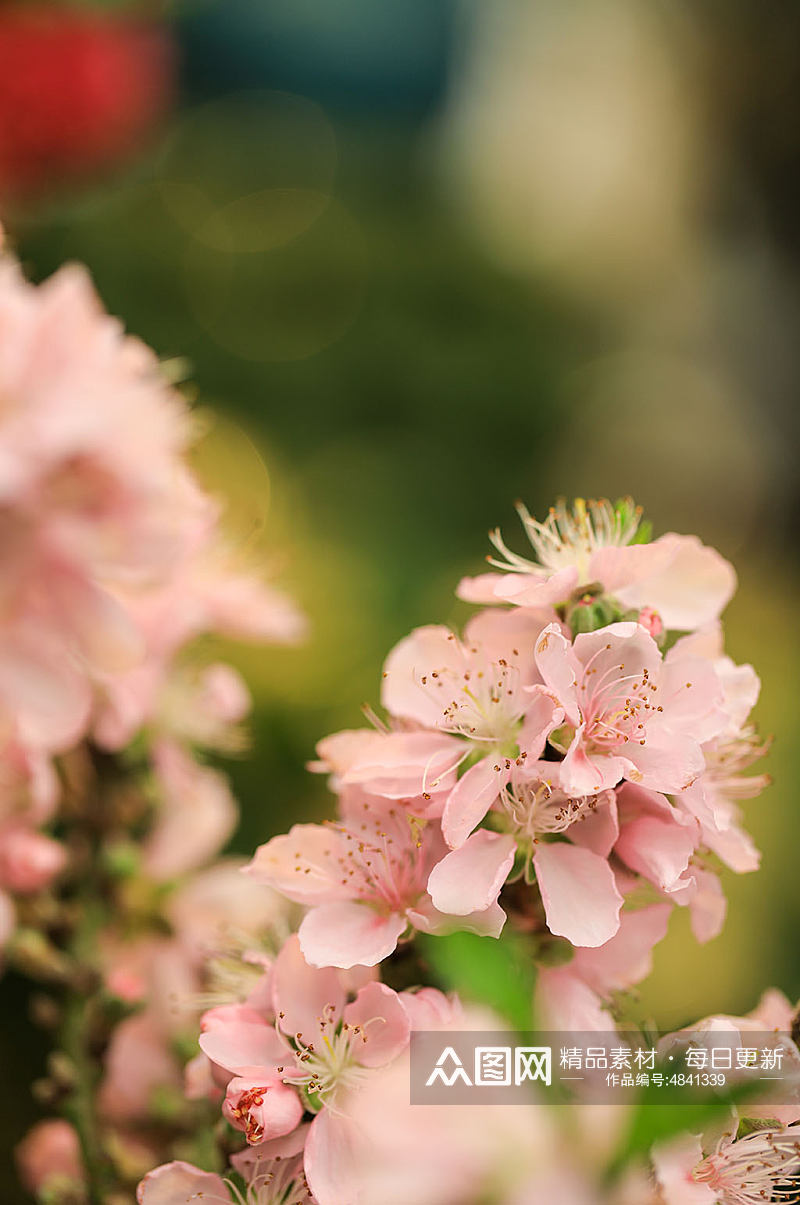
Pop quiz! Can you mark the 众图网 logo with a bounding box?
[425,1045,552,1088]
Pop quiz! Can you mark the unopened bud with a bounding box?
[101,840,141,880]
[8,929,71,984]
[566,592,621,636]
[30,993,63,1030]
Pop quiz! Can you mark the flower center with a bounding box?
[488,496,644,583]
[279,1005,374,1109]
[419,650,526,747]
[578,648,662,751]
[503,775,608,847]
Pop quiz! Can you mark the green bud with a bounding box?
[101,840,141,880]
[8,929,71,984]
[566,592,622,636]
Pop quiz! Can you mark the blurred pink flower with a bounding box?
[143,740,237,881]
[15,1119,83,1195]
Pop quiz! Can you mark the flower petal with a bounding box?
[427,830,515,915]
[271,934,345,1040]
[198,1022,285,1077]
[615,533,736,631]
[344,982,410,1068]
[245,824,348,904]
[299,902,407,969]
[442,758,510,847]
[137,1161,230,1204]
[533,843,623,947]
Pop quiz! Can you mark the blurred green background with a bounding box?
[1,0,799,1195]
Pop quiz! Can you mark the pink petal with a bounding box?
[518,686,564,756]
[231,1123,309,1178]
[442,757,510,847]
[344,982,410,1068]
[427,830,516,915]
[615,814,697,892]
[567,790,618,857]
[50,572,144,673]
[305,1109,362,1205]
[570,904,672,993]
[381,625,465,727]
[687,868,726,943]
[573,620,660,680]
[0,630,91,751]
[623,728,705,794]
[560,732,627,795]
[245,824,348,904]
[652,1135,717,1205]
[536,968,613,1031]
[144,742,237,881]
[455,571,509,604]
[590,541,674,594]
[533,843,623,947]
[533,623,579,723]
[271,934,345,1040]
[408,896,507,940]
[495,566,580,608]
[198,1021,285,1077]
[330,730,462,799]
[137,1161,230,1204]
[615,533,736,631]
[657,658,726,743]
[299,902,407,969]
[463,607,549,678]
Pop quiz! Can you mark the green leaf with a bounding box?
[418,929,536,1033]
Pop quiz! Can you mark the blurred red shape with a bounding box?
[0,3,175,199]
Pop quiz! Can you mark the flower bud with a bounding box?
[565,591,621,635]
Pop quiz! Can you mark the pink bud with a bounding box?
[0,827,66,893]
[222,1075,303,1146]
[637,606,664,638]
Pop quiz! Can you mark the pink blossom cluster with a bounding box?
[248,499,767,1020]
[135,497,775,1205]
[0,242,304,957]
[133,980,800,1205]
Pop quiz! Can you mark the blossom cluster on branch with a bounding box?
[0,236,304,1202]
[131,497,786,1205]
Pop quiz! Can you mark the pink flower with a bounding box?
[137,1131,313,1204]
[246,795,506,968]
[660,989,800,1128]
[143,740,237,881]
[196,935,454,1203]
[653,1127,800,1205]
[458,498,735,632]
[15,1120,84,1195]
[380,610,563,837]
[429,761,621,947]
[534,621,725,795]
